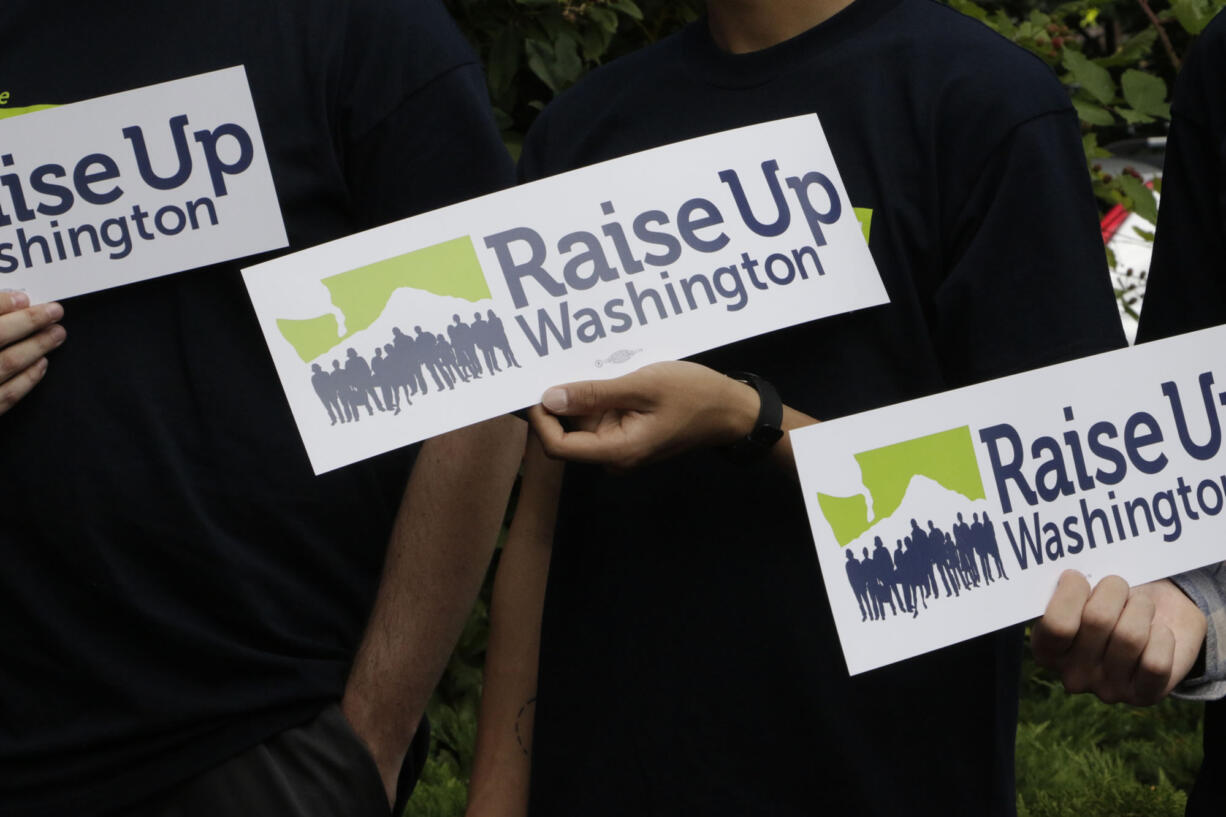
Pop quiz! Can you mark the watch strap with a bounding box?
[723,371,784,462]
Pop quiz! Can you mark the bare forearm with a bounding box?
[342,415,526,800]
[467,437,562,817]
[532,362,817,474]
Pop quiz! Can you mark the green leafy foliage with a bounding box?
[403,754,470,817]
[1169,0,1226,33]
[444,0,700,142]
[950,0,1184,221]
[1121,69,1171,118]
[1065,48,1118,105]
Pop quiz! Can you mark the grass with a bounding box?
[1015,650,1203,817]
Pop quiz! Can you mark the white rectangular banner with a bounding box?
[242,114,889,474]
[0,66,286,302]
[792,325,1226,675]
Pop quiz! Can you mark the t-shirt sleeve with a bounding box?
[931,107,1126,386]
[1135,15,1226,343]
[343,63,515,227]
[336,0,515,227]
[1171,562,1226,701]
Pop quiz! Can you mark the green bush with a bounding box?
[444,0,701,155]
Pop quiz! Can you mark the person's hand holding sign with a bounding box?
[1032,570,1207,705]
[528,361,816,471]
[0,291,65,414]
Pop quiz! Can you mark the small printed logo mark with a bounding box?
[823,426,1011,624]
[595,349,642,368]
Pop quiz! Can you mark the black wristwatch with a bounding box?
[723,371,784,463]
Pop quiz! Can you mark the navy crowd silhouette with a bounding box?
[309,310,521,426]
[844,512,1011,622]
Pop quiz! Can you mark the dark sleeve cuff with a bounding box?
[1171,563,1226,701]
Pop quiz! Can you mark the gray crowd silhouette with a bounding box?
[844,512,1010,622]
[309,310,521,425]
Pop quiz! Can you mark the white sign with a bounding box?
[243,115,889,474]
[0,67,286,302]
[792,325,1226,675]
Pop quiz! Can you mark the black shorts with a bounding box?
[129,704,429,817]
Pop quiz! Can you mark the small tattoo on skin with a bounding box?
[515,697,537,757]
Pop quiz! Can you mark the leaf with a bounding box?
[1121,69,1171,118]
[579,24,612,61]
[1063,49,1115,104]
[1132,226,1156,242]
[1073,98,1115,126]
[989,9,1016,37]
[1097,28,1158,68]
[502,133,523,162]
[1092,180,1123,205]
[1116,174,1159,224]
[486,26,522,94]
[1082,132,1110,160]
[551,34,583,87]
[525,32,583,93]
[1115,106,1155,125]
[586,5,620,32]
[537,12,566,43]
[525,38,560,92]
[1169,0,1215,33]
[520,18,548,43]
[608,0,645,21]
[947,0,989,22]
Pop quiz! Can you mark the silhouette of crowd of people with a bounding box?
[309,310,521,425]
[844,512,1011,622]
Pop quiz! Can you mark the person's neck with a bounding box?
[706,0,857,53]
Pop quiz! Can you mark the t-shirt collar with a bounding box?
[681,0,906,89]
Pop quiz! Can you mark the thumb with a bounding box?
[541,377,647,416]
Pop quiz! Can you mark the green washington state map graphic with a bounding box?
[817,426,987,547]
[0,101,57,120]
[277,236,491,362]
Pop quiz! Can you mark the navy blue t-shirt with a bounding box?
[519,1,1124,814]
[1136,11,1226,817]
[0,1,512,815]
[1137,13,1226,342]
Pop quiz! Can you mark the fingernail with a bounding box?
[45,302,63,321]
[50,324,66,344]
[34,358,48,379]
[9,291,28,309]
[542,387,568,413]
